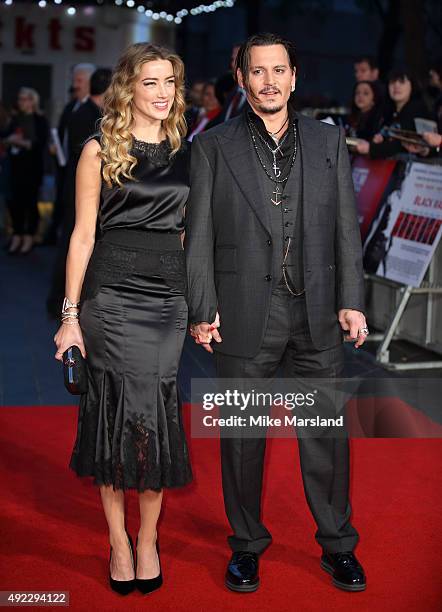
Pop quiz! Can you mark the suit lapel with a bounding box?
[215,112,328,235]
[296,113,328,228]
[216,115,272,236]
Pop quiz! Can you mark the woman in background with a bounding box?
[4,88,48,254]
[347,80,384,140]
[355,68,433,158]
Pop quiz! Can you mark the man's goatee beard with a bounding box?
[257,103,285,114]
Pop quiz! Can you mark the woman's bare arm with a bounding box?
[65,139,102,302]
[53,138,101,360]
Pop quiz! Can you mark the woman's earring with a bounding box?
[291,84,296,92]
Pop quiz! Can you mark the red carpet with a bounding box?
[0,405,441,611]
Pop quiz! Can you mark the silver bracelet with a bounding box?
[61,312,80,323]
[62,297,80,315]
[61,318,80,325]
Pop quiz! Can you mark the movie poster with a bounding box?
[352,156,398,242]
[368,163,442,287]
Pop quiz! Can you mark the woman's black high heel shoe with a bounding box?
[135,535,163,594]
[109,531,136,595]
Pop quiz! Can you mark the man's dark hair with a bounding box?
[354,56,379,70]
[234,32,297,90]
[90,68,112,96]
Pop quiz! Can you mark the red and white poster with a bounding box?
[370,163,442,287]
[352,156,398,242]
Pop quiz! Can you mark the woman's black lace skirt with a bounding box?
[69,229,193,492]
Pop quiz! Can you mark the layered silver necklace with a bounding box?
[248,119,298,206]
[248,116,304,296]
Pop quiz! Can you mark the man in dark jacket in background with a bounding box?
[44,63,96,245]
[46,68,111,318]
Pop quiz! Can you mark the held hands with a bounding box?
[190,312,222,353]
[54,322,86,361]
[190,310,369,351]
[338,309,369,349]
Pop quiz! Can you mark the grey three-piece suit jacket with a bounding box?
[184,111,365,358]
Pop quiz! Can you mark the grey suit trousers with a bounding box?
[214,282,359,555]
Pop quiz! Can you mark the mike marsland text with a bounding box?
[202,415,344,428]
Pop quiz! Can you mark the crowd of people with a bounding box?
[0,46,441,265]
[348,57,442,159]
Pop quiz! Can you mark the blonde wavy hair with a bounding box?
[99,43,187,187]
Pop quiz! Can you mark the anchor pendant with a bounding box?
[271,186,282,206]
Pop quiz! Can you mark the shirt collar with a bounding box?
[247,103,296,149]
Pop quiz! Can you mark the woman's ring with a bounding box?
[358,327,369,336]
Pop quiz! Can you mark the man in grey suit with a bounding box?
[185,33,369,593]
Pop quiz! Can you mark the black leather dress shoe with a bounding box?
[320,551,366,592]
[225,551,259,592]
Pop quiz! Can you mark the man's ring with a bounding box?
[359,327,369,336]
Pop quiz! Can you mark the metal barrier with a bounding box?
[355,155,442,370]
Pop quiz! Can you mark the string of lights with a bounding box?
[1,0,236,24]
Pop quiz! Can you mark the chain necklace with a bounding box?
[248,118,304,296]
[252,123,290,178]
[282,236,305,296]
[248,118,298,206]
[266,113,289,138]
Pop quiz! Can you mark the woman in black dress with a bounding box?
[54,43,192,596]
[4,87,48,254]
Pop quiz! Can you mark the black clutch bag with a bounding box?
[63,345,88,395]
